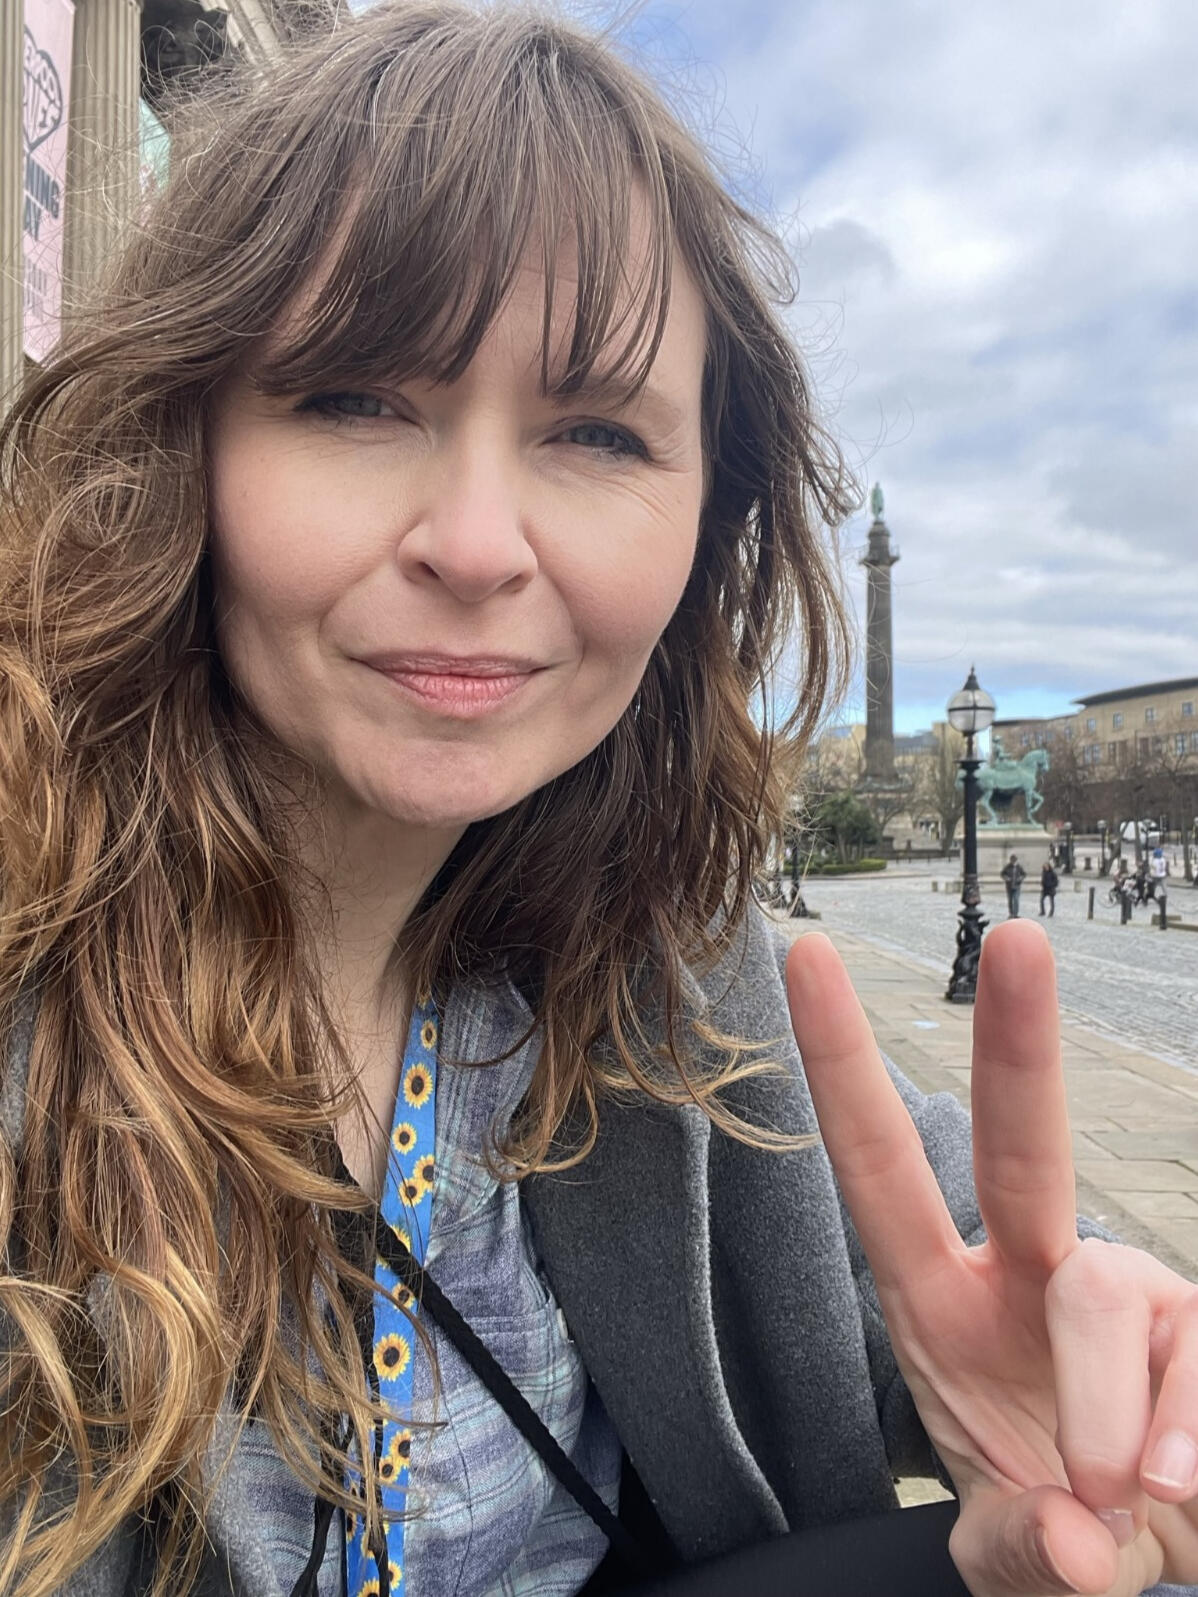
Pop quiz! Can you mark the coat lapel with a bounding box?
[496,954,789,1564]
[516,915,903,1558]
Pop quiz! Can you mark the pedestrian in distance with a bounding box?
[1039,858,1059,917]
[1106,857,1127,903]
[1148,846,1169,901]
[1134,859,1150,906]
[5,8,1198,1597]
[1001,852,1026,917]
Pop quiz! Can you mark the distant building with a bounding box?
[808,721,867,786]
[809,722,940,785]
[895,729,938,759]
[993,676,1198,772]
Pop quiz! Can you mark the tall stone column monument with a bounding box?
[860,482,899,783]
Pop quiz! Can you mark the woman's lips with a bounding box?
[366,663,539,717]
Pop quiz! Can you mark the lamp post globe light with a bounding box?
[946,667,996,1004]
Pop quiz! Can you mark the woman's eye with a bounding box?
[293,397,644,457]
[560,422,647,460]
[297,391,396,421]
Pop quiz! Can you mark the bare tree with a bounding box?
[1037,734,1088,828]
[797,734,862,805]
[857,779,914,842]
[1013,727,1197,877]
[908,728,966,855]
[1141,738,1198,880]
[1108,750,1157,864]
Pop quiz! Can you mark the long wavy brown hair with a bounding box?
[0,2,853,1590]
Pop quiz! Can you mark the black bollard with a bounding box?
[1159,892,1168,931]
[1087,886,1095,921]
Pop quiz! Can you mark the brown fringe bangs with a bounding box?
[241,21,676,412]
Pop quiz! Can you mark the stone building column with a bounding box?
[1,0,25,418]
[62,0,142,319]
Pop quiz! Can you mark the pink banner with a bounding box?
[23,0,75,363]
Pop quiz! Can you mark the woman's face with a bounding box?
[207,228,707,836]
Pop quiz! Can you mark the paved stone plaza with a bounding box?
[772,867,1198,1281]
[800,863,1198,1071]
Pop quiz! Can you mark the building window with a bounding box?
[1064,725,1074,740]
[1085,716,1097,732]
[1091,743,1102,763]
[1020,732,1030,748]
[1177,734,1188,756]
[1112,712,1123,729]
[1184,701,1194,717]
[1108,742,1117,761]
[1152,736,1162,754]
[1191,731,1198,753]
[1145,707,1156,723]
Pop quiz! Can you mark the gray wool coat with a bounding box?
[3,907,1184,1595]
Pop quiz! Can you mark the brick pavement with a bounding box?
[798,867,1198,1077]
[772,910,1198,1281]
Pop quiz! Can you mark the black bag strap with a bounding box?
[372,1213,652,1578]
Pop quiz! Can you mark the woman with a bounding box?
[1,6,1197,1595]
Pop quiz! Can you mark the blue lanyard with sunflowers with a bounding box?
[345,995,438,1596]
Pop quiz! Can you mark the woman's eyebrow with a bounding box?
[554,377,690,434]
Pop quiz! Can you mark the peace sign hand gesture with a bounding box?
[786,921,1198,1597]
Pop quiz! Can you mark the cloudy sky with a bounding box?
[612,0,1198,733]
[355,0,1197,733]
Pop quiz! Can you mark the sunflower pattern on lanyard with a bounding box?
[345,995,438,1596]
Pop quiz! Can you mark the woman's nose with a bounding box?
[395,445,538,604]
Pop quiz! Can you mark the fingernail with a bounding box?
[1144,1429,1198,1491]
[1034,1525,1080,1592]
[1095,1508,1136,1549]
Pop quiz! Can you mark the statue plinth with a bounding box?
[971,822,1055,885]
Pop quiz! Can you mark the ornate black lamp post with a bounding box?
[1062,821,1075,875]
[1097,819,1108,876]
[945,667,996,1004]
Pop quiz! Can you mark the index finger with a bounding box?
[786,933,962,1291]
[971,920,1077,1275]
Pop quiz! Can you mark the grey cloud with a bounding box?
[798,217,897,296]
[658,0,1198,721]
